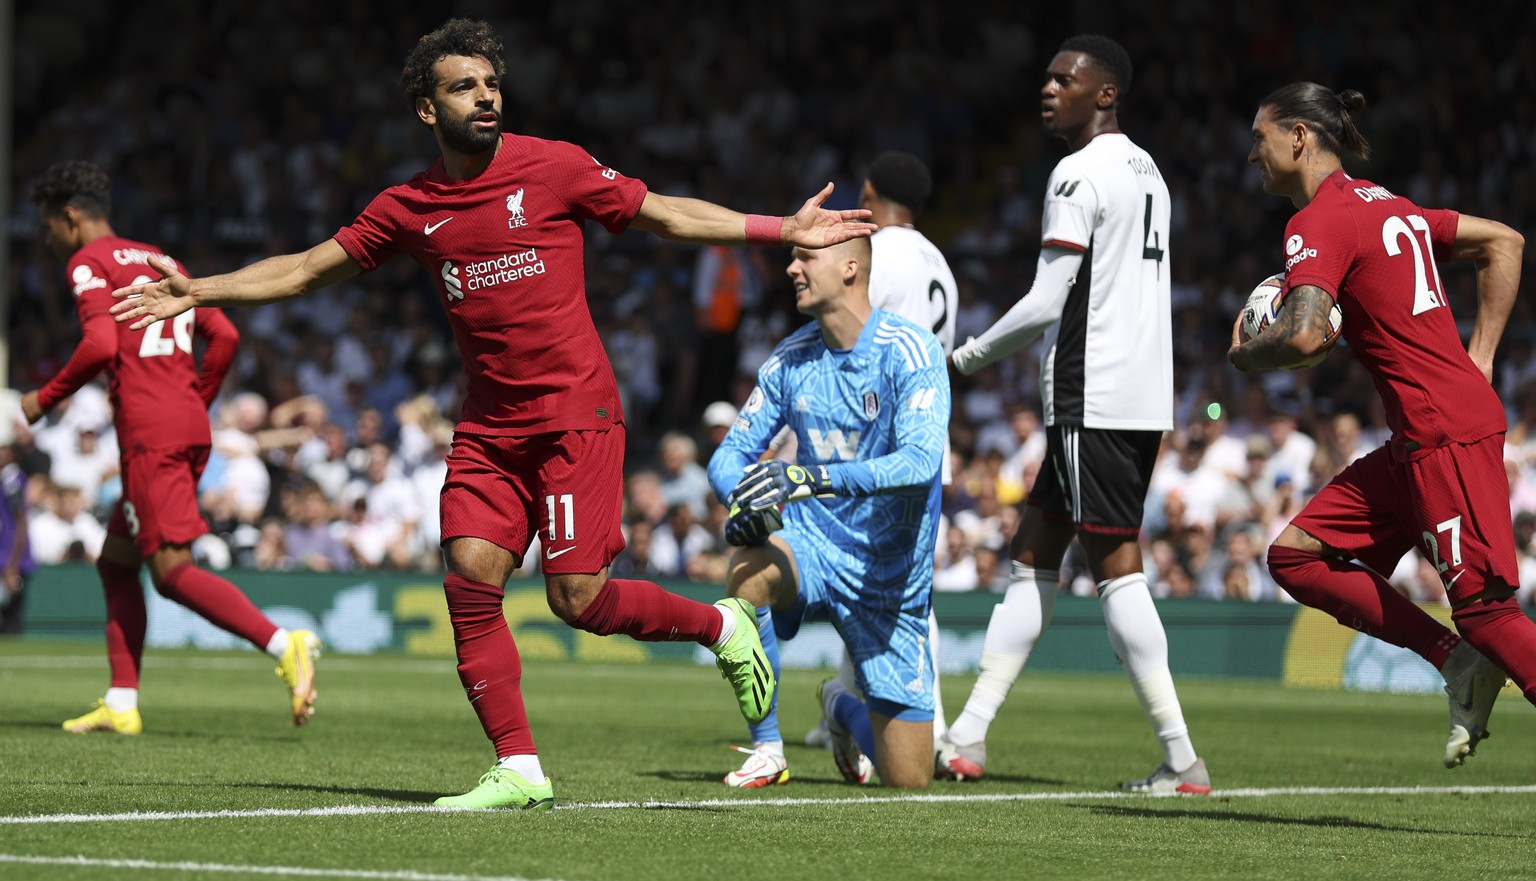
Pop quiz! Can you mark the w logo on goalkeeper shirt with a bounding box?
[1054,180,1081,197]
[807,428,860,461]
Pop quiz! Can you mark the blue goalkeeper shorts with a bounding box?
[774,526,934,715]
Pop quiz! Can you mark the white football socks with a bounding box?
[754,739,786,758]
[709,604,736,652]
[946,564,1059,746]
[496,754,547,785]
[104,687,138,712]
[1099,573,1198,772]
[264,628,290,660]
[837,647,858,693]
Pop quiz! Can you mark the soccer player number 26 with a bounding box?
[136,287,195,358]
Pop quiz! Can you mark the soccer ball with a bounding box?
[1240,273,1343,368]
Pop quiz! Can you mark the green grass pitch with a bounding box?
[2,638,1533,881]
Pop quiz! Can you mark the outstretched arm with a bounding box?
[110,239,361,331]
[628,183,876,248]
[950,246,1082,375]
[1449,214,1524,382]
[1228,284,1337,372]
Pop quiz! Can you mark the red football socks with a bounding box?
[157,563,279,650]
[1453,597,1536,705]
[444,573,533,756]
[571,578,723,644]
[1268,545,1459,668]
[98,558,146,689]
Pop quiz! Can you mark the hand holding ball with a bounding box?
[1240,273,1343,368]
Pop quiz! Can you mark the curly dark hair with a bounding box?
[1060,34,1133,96]
[30,160,111,217]
[866,151,933,217]
[400,18,507,105]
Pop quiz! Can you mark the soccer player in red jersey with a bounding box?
[1230,83,1533,769]
[24,160,321,734]
[110,19,874,808]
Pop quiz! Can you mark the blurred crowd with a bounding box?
[6,1,1536,613]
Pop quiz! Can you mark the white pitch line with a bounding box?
[4,784,1535,825]
[563,784,1536,809]
[0,805,470,825]
[0,854,562,881]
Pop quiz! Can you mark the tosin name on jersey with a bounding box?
[1126,156,1162,179]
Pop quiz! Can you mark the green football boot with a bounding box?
[434,765,554,810]
[712,597,776,724]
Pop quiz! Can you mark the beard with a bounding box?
[439,106,501,154]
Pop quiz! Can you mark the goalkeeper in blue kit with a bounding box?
[707,235,950,789]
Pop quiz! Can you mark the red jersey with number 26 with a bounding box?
[333,133,648,436]
[1281,170,1504,460]
[38,236,237,455]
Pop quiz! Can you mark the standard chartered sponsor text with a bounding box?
[466,248,547,289]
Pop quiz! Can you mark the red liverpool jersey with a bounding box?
[333,133,648,436]
[39,237,237,455]
[1282,170,1505,459]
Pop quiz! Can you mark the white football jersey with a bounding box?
[869,225,959,355]
[1037,133,1172,431]
[868,224,958,484]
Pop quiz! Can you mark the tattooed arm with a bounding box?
[1227,284,1338,372]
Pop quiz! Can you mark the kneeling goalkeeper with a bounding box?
[707,236,950,789]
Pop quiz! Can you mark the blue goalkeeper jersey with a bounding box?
[708,309,950,609]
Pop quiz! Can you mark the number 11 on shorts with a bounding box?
[545,493,575,542]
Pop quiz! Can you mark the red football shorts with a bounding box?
[439,427,628,574]
[108,445,212,557]
[1291,434,1517,604]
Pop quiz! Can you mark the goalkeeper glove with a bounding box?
[729,460,835,512]
[724,502,783,546]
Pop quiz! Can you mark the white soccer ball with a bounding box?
[1240,272,1342,367]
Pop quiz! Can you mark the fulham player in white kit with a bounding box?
[941,35,1207,793]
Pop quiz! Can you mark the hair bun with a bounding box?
[1335,89,1367,114]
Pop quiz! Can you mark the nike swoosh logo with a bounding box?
[1446,569,1466,588]
[546,546,577,559]
[424,217,454,235]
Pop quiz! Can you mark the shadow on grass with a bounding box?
[0,720,71,731]
[1081,804,1531,840]
[230,782,443,804]
[642,768,875,787]
[0,720,296,742]
[641,770,731,784]
[642,768,1065,787]
[952,773,1065,785]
